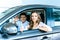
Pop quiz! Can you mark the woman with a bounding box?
[27,11,52,32]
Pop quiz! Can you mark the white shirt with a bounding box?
[16,20,29,31]
[33,22,52,31]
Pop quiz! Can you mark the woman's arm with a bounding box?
[39,26,52,32]
[39,22,52,32]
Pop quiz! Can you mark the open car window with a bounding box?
[8,8,45,23]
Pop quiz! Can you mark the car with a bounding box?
[0,4,60,40]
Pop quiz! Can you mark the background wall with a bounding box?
[0,0,60,13]
[0,0,22,13]
[22,0,60,6]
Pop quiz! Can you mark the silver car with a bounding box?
[0,4,60,40]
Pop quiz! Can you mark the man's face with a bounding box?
[20,15,26,23]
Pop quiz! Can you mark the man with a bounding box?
[14,13,29,32]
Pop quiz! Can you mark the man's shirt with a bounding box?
[16,20,29,31]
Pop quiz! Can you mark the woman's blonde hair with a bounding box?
[29,11,42,30]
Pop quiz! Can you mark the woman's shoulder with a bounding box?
[40,21,43,23]
[39,22,50,27]
[39,22,44,25]
[39,22,49,27]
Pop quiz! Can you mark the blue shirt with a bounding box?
[16,20,29,31]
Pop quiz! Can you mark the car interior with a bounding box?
[10,9,46,23]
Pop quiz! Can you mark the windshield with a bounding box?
[0,6,19,19]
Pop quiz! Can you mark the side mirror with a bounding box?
[1,23,17,35]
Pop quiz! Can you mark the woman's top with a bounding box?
[33,22,52,31]
[27,22,52,32]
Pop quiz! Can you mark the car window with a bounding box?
[7,9,46,33]
[22,9,45,23]
[0,6,19,19]
[9,9,45,23]
[53,8,60,27]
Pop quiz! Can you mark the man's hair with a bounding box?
[19,13,27,18]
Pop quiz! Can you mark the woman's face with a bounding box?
[31,12,38,22]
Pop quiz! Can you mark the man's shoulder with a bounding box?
[26,21,29,23]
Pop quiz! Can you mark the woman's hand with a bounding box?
[39,26,51,32]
